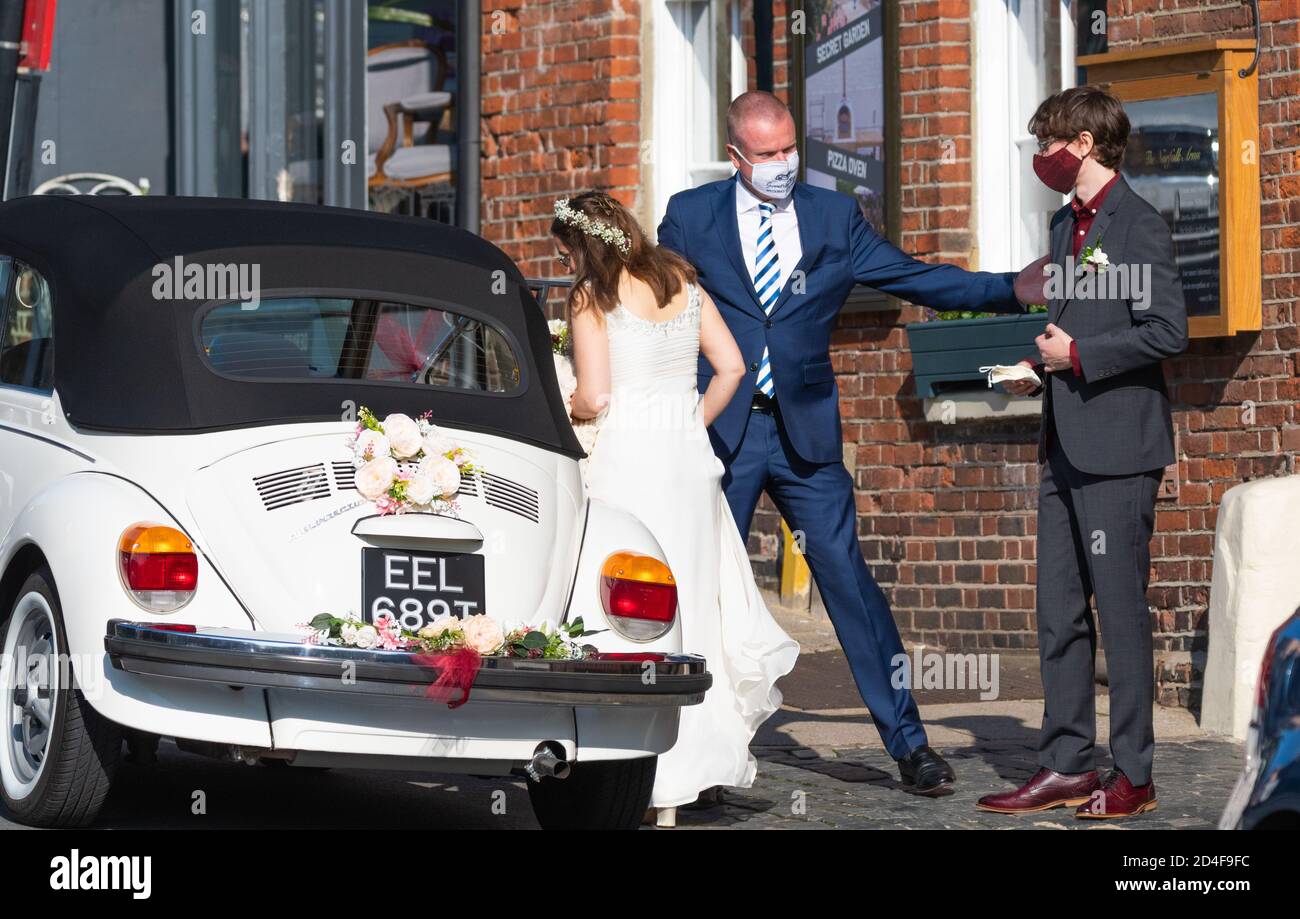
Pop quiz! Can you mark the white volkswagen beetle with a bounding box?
[0,195,707,829]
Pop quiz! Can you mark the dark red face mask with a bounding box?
[1032,144,1084,194]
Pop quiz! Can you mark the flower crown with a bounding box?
[553,198,631,256]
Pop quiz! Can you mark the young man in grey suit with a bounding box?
[978,86,1189,820]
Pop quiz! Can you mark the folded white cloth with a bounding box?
[979,363,1042,388]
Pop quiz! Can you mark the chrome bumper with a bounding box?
[105,620,711,707]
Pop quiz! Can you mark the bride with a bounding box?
[551,192,800,827]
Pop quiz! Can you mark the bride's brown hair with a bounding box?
[550,191,696,317]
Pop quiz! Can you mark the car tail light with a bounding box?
[119,524,198,612]
[599,552,676,641]
[1256,621,1287,711]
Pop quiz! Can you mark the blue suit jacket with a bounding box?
[658,176,1025,463]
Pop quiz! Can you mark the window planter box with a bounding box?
[905,313,1048,398]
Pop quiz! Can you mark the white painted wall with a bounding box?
[1202,476,1300,739]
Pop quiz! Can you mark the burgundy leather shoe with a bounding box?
[976,767,1101,814]
[1074,769,1157,819]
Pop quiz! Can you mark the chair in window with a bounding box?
[32,173,149,195]
[367,40,454,210]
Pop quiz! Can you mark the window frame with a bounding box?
[649,0,747,226]
[974,0,1076,272]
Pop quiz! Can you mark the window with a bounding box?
[974,0,1075,271]
[199,296,521,393]
[650,0,747,224]
[0,261,55,391]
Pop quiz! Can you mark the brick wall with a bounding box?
[831,0,1042,653]
[475,0,1298,711]
[479,0,644,278]
[806,0,1299,711]
[1104,0,1300,706]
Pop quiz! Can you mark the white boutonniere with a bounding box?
[1079,237,1109,273]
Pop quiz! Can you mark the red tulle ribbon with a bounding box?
[413,648,483,709]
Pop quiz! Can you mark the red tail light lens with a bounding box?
[600,552,677,641]
[119,524,198,612]
[124,553,198,591]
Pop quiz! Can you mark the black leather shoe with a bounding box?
[898,745,956,796]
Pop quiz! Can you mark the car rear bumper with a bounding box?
[104,620,711,707]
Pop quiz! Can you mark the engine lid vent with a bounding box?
[254,464,331,511]
[481,471,539,523]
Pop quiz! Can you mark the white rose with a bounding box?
[382,413,423,459]
[354,429,391,462]
[406,474,438,506]
[461,615,505,655]
[355,456,398,501]
[352,625,379,649]
[421,427,454,460]
[419,454,461,498]
[548,318,566,337]
[418,617,458,639]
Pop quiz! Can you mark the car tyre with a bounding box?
[527,755,656,830]
[0,567,121,826]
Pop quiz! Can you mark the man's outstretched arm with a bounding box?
[849,206,1037,313]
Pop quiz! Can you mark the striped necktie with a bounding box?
[754,201,780,397]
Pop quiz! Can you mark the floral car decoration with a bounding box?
[349,406,478,515]
[301,613,603,708]
[303,611,598,659]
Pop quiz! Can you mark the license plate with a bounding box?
[361,548,486,631]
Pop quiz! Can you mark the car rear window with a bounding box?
[199,297,522,393]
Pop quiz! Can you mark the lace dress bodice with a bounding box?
[604,282,702,394]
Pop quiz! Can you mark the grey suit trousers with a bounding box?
[1036,435,1163,786]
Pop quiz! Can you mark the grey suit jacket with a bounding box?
[1039,176,1189,475]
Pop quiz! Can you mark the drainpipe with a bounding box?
[455,0,480,234]
[754,0,773,93]
[0,0,25,195]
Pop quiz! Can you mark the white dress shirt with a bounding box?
[735,176,802,293]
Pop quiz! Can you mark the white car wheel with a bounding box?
[0,567,120,826]
[0,588,59,797]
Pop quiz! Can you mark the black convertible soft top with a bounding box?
[0,195,581,456]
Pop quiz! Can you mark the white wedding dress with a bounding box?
[582,282,800,808]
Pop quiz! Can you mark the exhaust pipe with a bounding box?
[526,742,571,782]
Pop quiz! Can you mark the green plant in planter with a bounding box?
[927,304,1048,321]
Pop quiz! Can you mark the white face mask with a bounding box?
[732,146,799,199]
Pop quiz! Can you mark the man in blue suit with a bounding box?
[658,91,1041,795]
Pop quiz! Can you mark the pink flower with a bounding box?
[461,615,505,655]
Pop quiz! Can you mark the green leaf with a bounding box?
[522,631,548,649]
[309,613,336,631]
[358,406,382,432]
